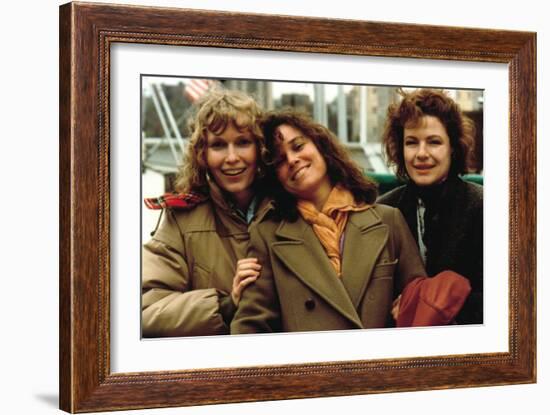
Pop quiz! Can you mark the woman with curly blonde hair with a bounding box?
[379,88,483,325]
[141,87,271,337]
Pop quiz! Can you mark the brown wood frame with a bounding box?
[59,1,536,412]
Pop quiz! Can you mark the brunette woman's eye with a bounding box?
[273,157,285,167]
[270,153,286,167]
[292,139,305,151]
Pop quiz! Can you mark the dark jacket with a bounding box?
[377,176,483,324]
[231,204,427,334]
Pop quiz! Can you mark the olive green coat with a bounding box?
[231,204,427,334]
[142,185,268,338]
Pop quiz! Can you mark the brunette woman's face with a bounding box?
[273,124,332,207]
[403,115,452,187]
[205,122,257,206]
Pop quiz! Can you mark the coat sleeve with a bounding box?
[391,207,428,296]
[456,193,484,324]
[230,223,282,334]
[141,209,231,337]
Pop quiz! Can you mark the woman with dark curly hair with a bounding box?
[231,109,426,334]
[141,88,271,337]
[379,88,483,325]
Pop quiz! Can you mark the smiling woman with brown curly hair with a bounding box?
[231,109,426,334]
[378,88,483,325]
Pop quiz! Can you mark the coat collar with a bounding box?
[271,208,388,328]
[208,181,273,238]
[396,177,469,273]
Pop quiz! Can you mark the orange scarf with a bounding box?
[297,185,370,277]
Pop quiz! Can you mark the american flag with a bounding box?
[183,79,213,102]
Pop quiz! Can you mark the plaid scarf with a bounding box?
[144,191,208,210]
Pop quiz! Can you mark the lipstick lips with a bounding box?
[413,164,435,171]
[222,167,247,176]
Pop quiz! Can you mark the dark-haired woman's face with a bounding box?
[403,115,452,187]
[273,124,331,207]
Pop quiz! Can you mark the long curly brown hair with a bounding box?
[174,87,266,194]
[261,109,378,220]
[382,88,476,180]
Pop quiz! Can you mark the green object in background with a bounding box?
[366,172,484,196]
[366,172,405,195]
[461,174,484,186]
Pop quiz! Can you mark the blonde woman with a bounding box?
[142,88,269,337]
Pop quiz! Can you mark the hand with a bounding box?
[231,258,261,305]
[391,294,402,321]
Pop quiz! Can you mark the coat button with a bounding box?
[305,298,316,310]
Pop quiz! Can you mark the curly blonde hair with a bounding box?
[382,88,476,180]
[174,87,265,194]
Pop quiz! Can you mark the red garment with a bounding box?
[396,270,471,327]
[144,192,207,210]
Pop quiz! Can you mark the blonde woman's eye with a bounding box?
[237,138,254,147]
[209,141,226,149]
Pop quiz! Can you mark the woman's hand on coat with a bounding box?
[231,258,262,305]
[391,294,402,321]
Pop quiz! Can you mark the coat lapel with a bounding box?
[271,218,363,329]
[340,208,389,308]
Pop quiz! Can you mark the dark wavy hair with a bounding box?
[382,88,476,180]
[261,109,378,220]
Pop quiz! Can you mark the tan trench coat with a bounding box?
[231,204,427,334]
[142,186,268,337]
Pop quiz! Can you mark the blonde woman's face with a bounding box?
[403,115,452,187]
[205,122,257,205]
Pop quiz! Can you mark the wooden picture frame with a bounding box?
[59,2,536,412]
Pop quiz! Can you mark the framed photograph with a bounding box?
[59,2,536,412]
[139,76,486,341]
